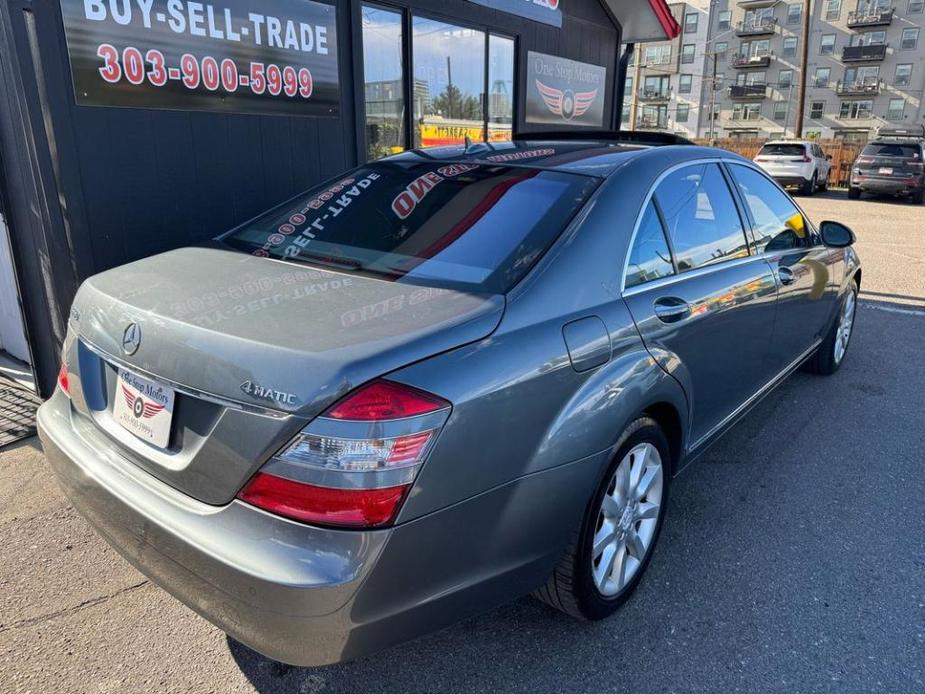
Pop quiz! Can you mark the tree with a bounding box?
[431,84,481,121]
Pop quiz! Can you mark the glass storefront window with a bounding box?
[487,35,514,143]
[362,7,405,161]
[413,18,486,147]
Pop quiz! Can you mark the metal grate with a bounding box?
[0,379,42,448]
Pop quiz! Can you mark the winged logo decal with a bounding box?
[122,384,165,419]
[535,79,599,121]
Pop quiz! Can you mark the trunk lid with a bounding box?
[67,246,503,503]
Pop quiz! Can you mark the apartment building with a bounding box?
[623,1,713,138]
[628,0,925,141]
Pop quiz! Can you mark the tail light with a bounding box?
[238,380,451,528]
[908,162,924,173]
[57,362,70,397]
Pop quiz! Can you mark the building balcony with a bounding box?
[737,0,777,7]
[639,88,672,102]
[841,44,888,62]
[834,79,882,96]
[735,18,777,37]
[729,111,762,122]
[731,53,772,68]
[846,8,894,28]
[637,115,668,129]
[729,84,767,100]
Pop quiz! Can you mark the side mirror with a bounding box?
[819,220,855,248]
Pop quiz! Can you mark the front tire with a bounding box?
[533,417,670,620]
[804,279,858,375]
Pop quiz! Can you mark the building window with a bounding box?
[824,0,842,20]
[487,35,514,141]
[778,69,793,88]
[741,39,771,58]
[895,63,913,87]
[676,103,690,123]
[814,67,831,87]
[715,42,728,60]
[783,37,798,58]
[810,101,825,119]
[624,76,634,98]
[621,104,631,124]
[681,44,696,64]
[362,6,405,161]
[910,0,924,13]
[685,12,699,34]
[641,105,668,128]
[901,27,920,49]
[737,70,766,86]
[820,34,836,55]
[643,75,671,98]
[718,10,731,29]
[644,45,673,65]
[410,18,513,148]
[887,98,906,120]
[787,3,802,24]
[733,103,761,120]
[845,65,880,86]
[679,74,693,94]
[773,101,787,119]
[840,100,873,119]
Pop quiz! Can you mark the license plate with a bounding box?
[113,368,175,449]
[879,167,893,175]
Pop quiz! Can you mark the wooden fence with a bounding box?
[692,139,863,188]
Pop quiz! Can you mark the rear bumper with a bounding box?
[770,175,811,187]
[851,176,922,196]
[38,391,597,665]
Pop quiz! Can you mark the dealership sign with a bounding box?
[465,0,561,27]
[525,51,606,127]
[60,0,339,117]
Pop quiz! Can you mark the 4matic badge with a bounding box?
[240,380,298,407]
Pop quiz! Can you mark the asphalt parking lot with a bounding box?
[2,191,924,694]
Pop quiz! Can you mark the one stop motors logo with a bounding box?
[525,51,606,128]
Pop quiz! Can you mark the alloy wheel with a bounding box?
[591,443,664,597]
[833,290,857,364]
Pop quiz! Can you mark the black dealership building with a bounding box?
[0,0,678,396]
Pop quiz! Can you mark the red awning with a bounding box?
[601,0,681,43]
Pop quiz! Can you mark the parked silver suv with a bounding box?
[38,138,861,666]
[754,140,831,195]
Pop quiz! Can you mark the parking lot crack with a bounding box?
[0,579,150,634]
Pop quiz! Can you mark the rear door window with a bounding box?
[625,202,675,288]
[728,164,811,253]
[220,161,598,294]
[653,163,750,272]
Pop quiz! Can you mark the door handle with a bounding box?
[777,267,796,286]
[653,297,691,323]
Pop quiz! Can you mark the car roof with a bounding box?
[383,139,742,177]
[762,140,812,146]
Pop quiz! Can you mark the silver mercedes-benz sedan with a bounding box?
[38,138,861,666]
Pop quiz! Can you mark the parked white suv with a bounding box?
[753,140,831,195]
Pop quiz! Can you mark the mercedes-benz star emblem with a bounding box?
[122,323,142,356]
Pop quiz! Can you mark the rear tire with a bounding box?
[533,417,670,620]
[819,172,828,191]
[804,279,858,376]
[915,188,925,205]
[802,172,816,196]
[848,186,861,200]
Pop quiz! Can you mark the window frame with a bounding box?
[620,159,756,293]
[787,3,802,23]
[676,103,690,123]
[718,10,732,29]
[359,3,518,159]
[820,33,836,55]
[681,43,696,64]
[910,0,925,13]
[685,11,699,34]
[679,73,693,94]
[810,101,825,119]
[783,36,798,58]
[901,27,920,50]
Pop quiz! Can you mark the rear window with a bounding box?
[860,143,922,158]
[220,161,598,293]
[758,144,807,157]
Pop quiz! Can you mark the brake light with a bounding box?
[57,363,70,397]
[326,380,448,420]
[238,380,451,528]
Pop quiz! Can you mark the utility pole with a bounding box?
[629,46,642,129]
[794,0,811,136]
[709,52,718,146]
